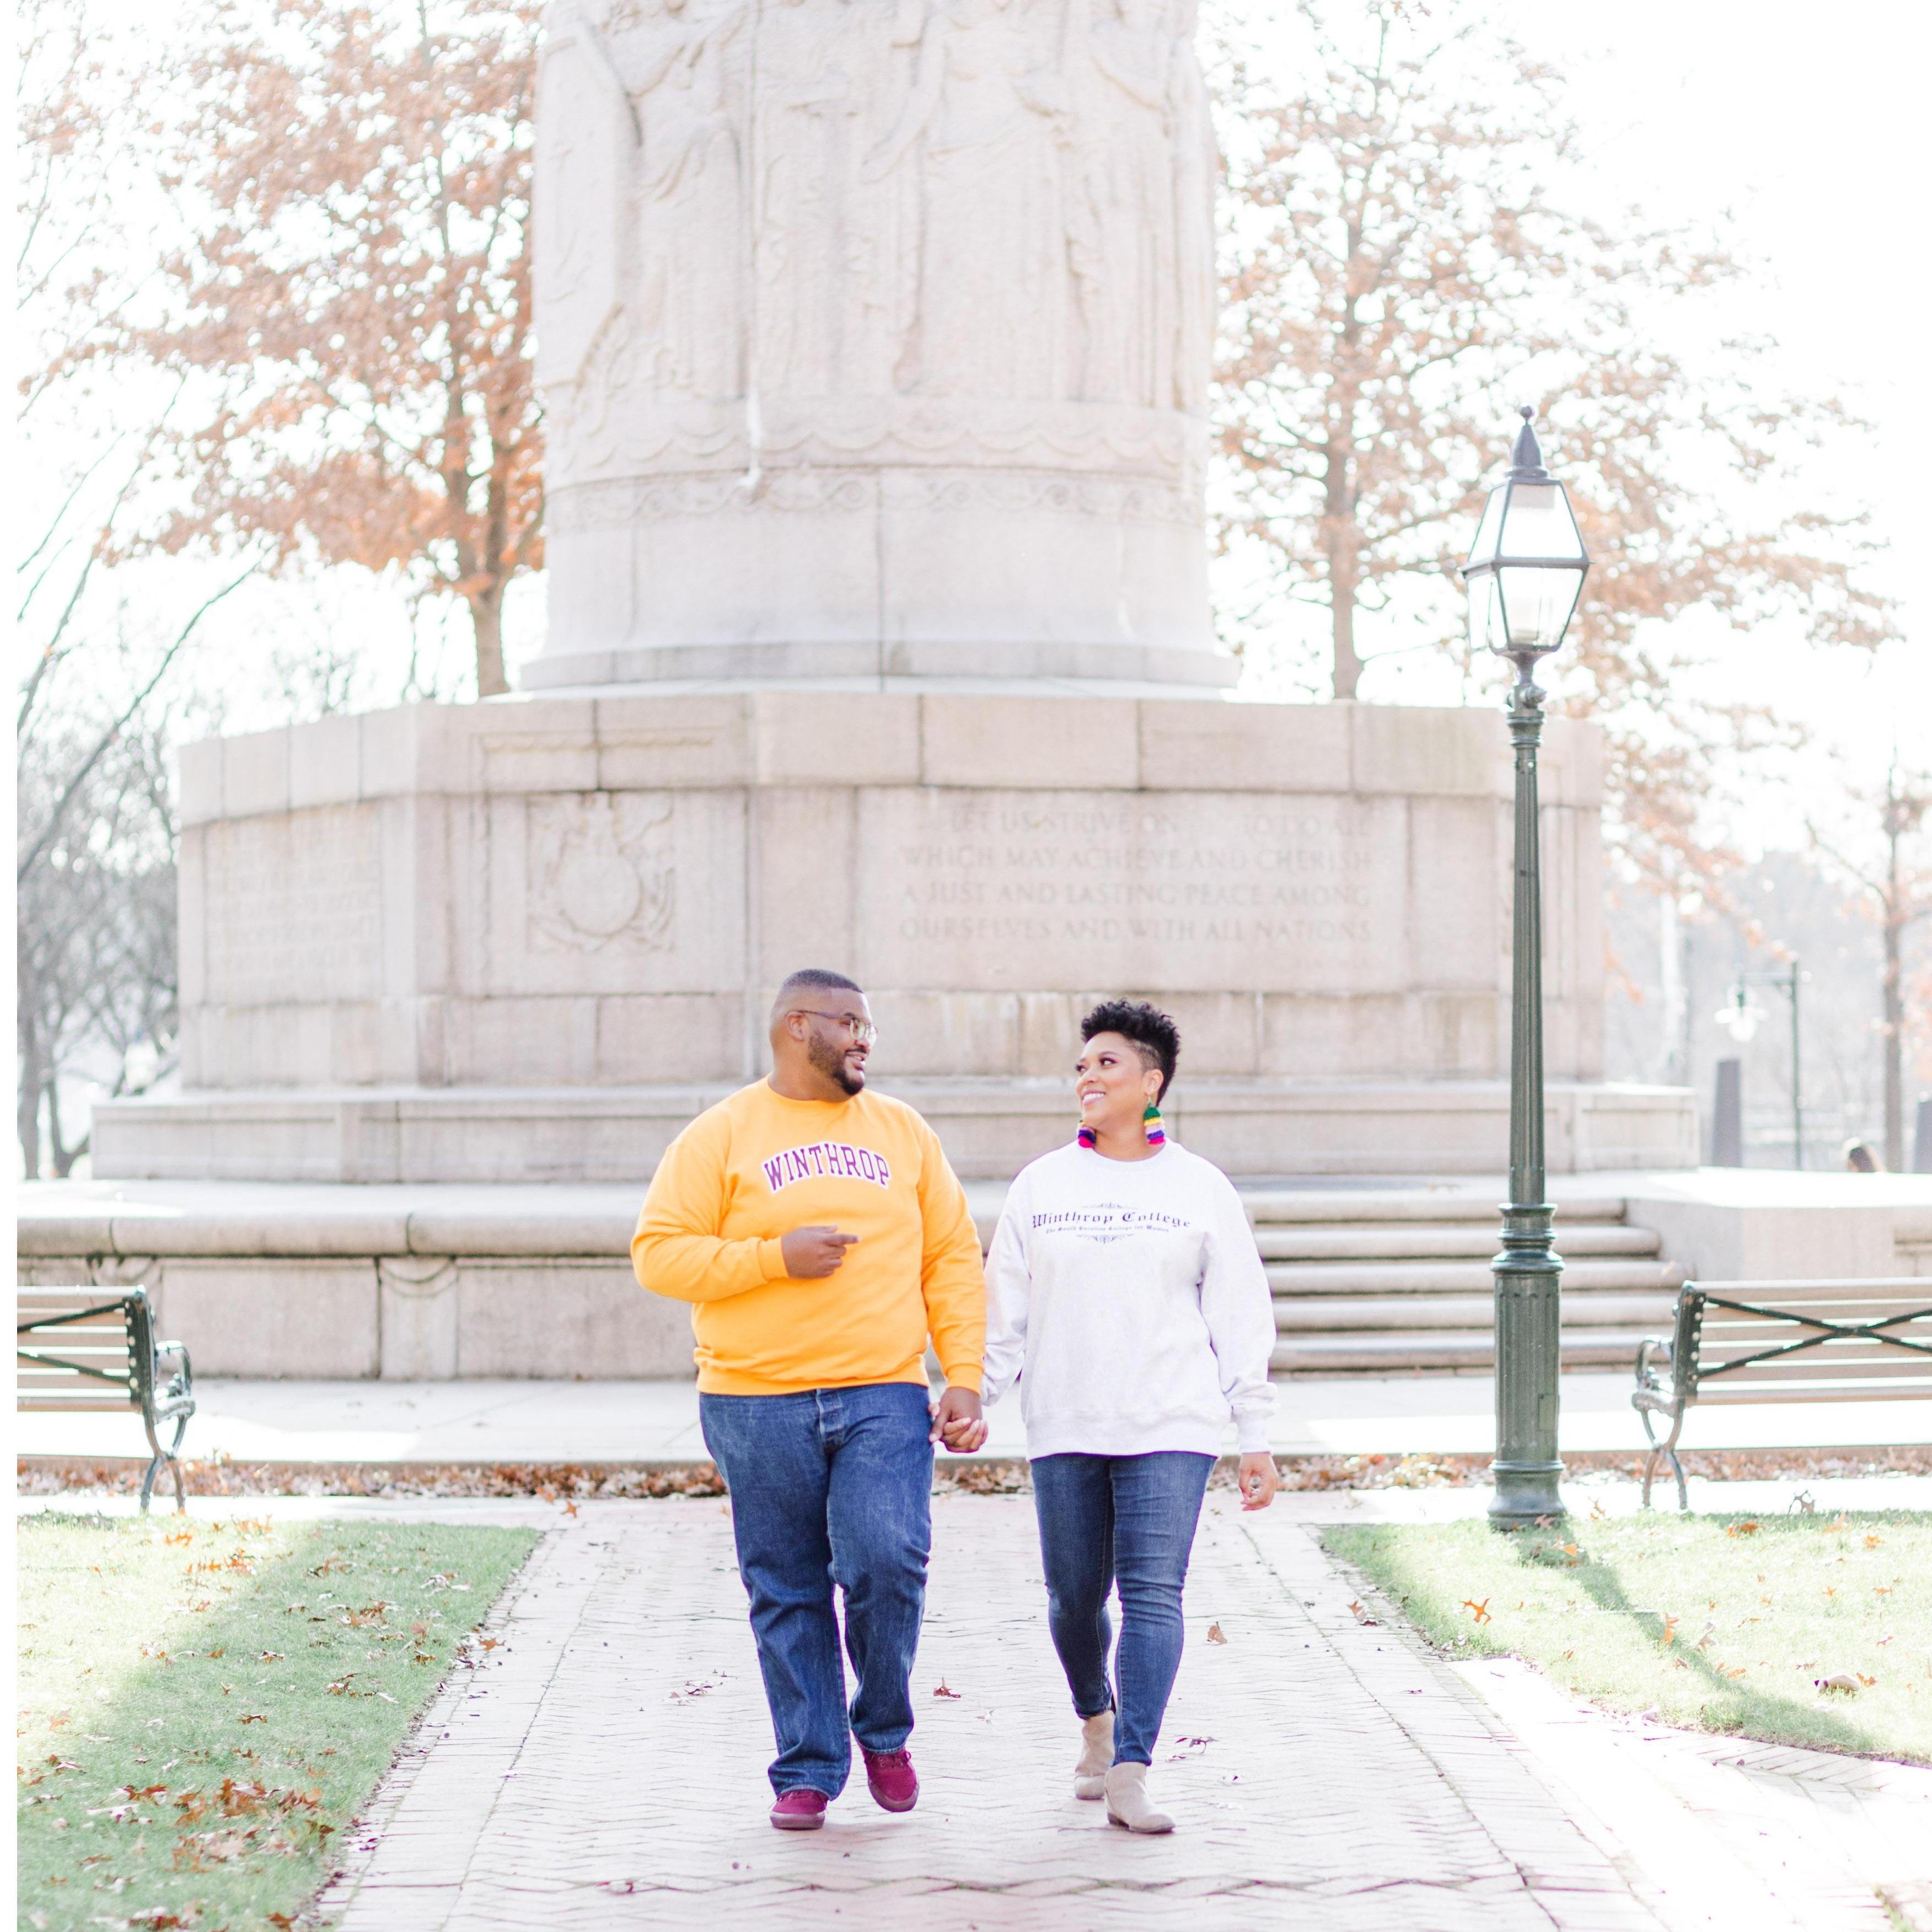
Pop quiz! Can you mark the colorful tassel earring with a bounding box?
[1077,1121,1097,1149]
[1142,1102,1166,1147]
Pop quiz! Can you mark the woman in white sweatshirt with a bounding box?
[981,1000,1278,1836]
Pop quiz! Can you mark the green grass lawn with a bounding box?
[18,1511,538,1931]
[1325,1510,1932,1763]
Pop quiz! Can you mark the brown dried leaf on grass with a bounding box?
[1462,1598,1492,1627]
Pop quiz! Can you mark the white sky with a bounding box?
[1472,0,1931,842]
[21,0,1932,861]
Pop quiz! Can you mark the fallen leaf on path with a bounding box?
[1206,1622,1228,1644]
[933,1681,962,1698]
[1347,1602,1377,1627]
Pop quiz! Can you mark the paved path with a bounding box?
[316,1495,1932,1932]
[323,1496,1656,1930]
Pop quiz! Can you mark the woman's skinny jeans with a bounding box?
[1029,1451,1212,1765]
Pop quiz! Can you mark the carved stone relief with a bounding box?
[538,0,1214,475]
[533,0,1221,667]
[527,793,677,953]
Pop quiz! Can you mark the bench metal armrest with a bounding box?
[152,1339,195,1429]
[1633,1323,1692,1512]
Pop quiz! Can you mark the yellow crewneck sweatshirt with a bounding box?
[631,1081,987,1396]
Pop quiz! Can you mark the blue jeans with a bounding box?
[1030,1451,1213,1765]
[700,1383,934,1798]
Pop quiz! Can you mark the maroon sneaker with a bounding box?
[860,1747,919,1813]
[770,1788,828,1831]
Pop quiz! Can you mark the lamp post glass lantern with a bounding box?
[1463,407,1591,1527]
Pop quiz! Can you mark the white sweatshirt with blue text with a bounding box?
[981,1140,1277,1458]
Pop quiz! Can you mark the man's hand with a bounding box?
[781,1226,859,1279]
[929,1385,986,1453]
[1237,1452,1279,1511]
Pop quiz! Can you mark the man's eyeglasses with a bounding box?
[791,1008,878,1046]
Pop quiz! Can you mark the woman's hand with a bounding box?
[930,1384,988,1453]
[1236,1452,1279,1511]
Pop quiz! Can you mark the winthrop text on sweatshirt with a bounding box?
[632,1081,987,1396]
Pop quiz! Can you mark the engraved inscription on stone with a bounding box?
[528,793,676,953]
[206,808,384,1005]
[858,791,1408,993]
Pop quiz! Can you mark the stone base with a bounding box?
[146,687,1643,1183]
[521,638,1241,691]
[93,1076,1698,1183]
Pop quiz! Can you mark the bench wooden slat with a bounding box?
[1703,1298,1932,1319]
[1693,1278,1928,1297]
[18,1396,140,1412]
[1708,1329,1932,1344]
[1695,1380,1932,1404]
[1701,1354,1932,1381]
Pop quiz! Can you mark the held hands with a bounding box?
[930,1384,987,1454]
[1237,1452,1280,1512]
[781,1225,859,1278]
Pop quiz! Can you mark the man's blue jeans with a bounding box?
[700,1382,934,1798]
[1030,1451,1214,1765]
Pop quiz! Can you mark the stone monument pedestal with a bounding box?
[95,688,1695,1182]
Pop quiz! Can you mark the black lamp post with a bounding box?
[1715,964,1806,1168]
[1462,406,1591,1528]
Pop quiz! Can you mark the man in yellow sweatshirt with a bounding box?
[632,968,988,1832]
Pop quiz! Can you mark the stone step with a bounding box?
[1243,1193,1630,1227]
[1271,1291,1677,1333]
[1254,1222,1659,1262]
[1271,1327,1659,1374]
[1265,1257,1687,1296]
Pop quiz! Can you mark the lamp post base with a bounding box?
[1488,1460,1567,1527]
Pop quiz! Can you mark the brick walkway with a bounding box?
[324,1495,1670,1930]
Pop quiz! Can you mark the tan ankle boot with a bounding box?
[1074,1711,1114,1800]
[1103,1761,1174,1833]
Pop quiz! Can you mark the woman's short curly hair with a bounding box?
[1079,999,1181,1101]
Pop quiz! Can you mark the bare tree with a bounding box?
[16,0,251,1176]
[18,700,181,1176]
[1215,0,1893,889]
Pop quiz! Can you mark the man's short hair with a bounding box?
[771,968,865,1026]
[1080,999,1181,1101]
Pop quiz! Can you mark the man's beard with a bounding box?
[808,1031,865,1095]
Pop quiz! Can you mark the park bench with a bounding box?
[1632,1278,1932,1509]
[17,1286,196,1512]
